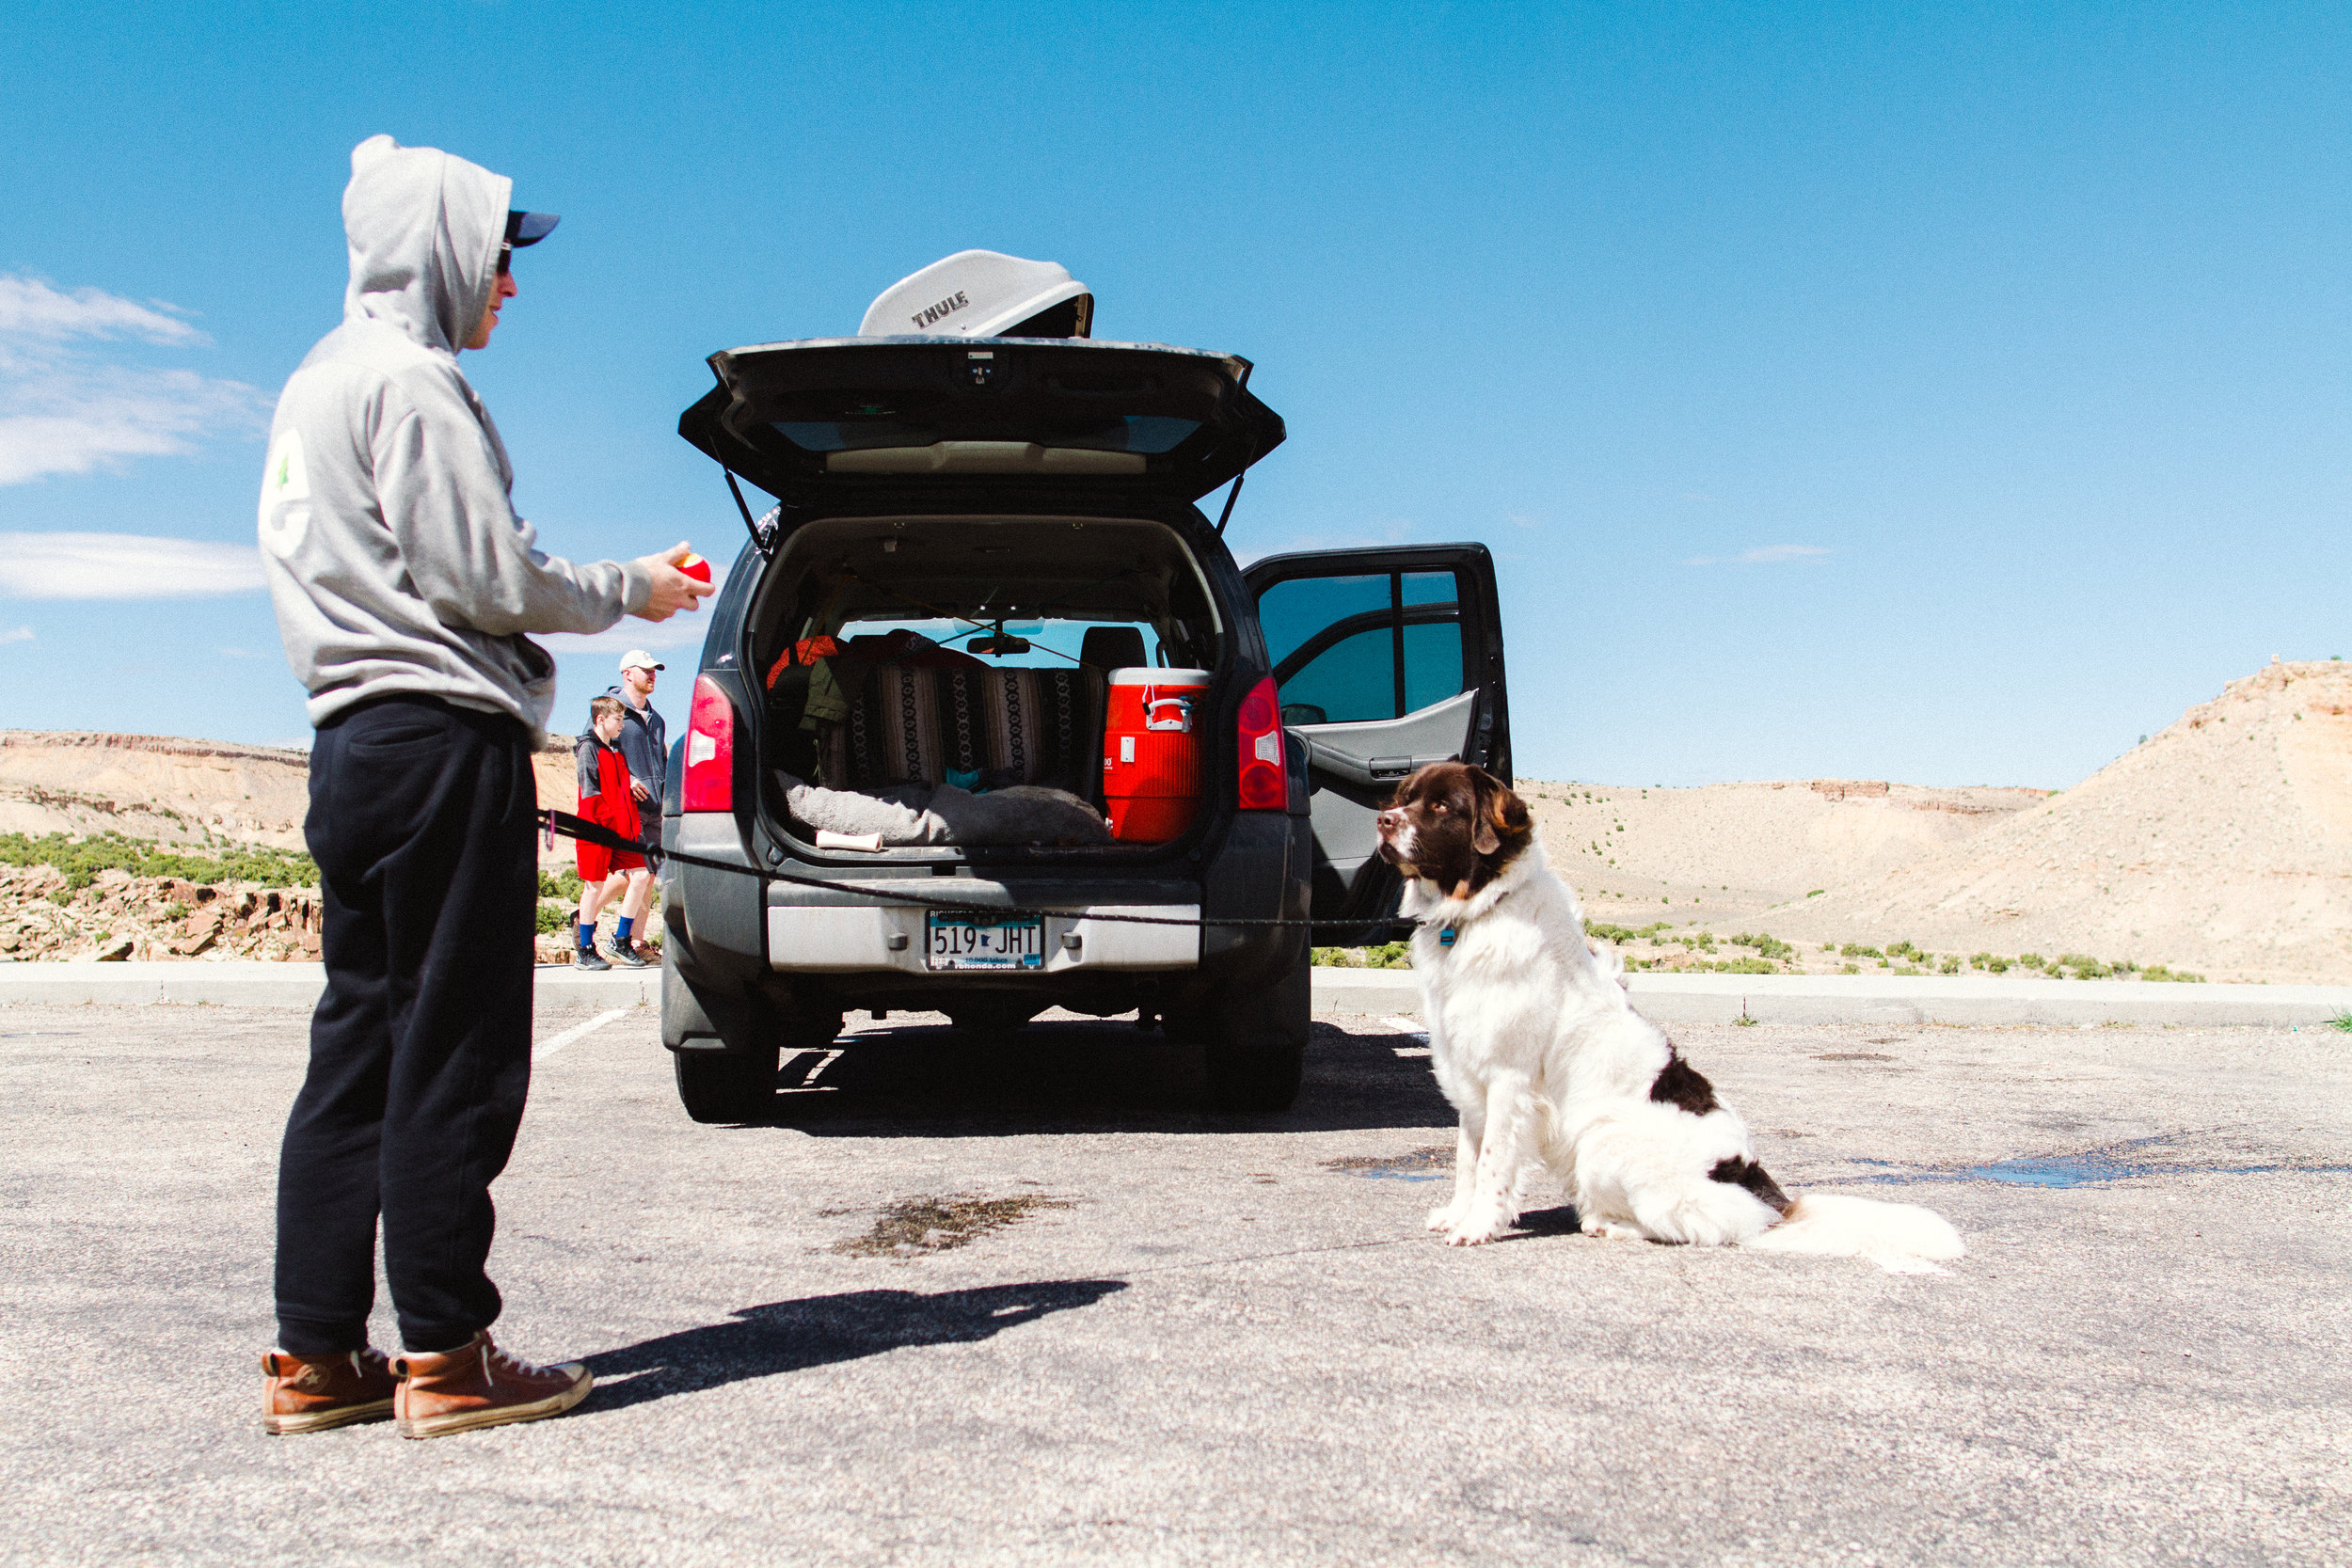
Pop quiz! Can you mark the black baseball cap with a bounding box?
[498,210,560,274]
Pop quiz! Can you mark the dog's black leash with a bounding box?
[539,809,1309,930]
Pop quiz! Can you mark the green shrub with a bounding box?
[1311,942,1412,970]
[538,869,584,900]
[2328,1010,2352,1032]
[1886,940,1919,959]
[1729,932,1791,959]
[2057,953,2110,978]
[535,904,577,935]
[2139,965,2204,983]
[1839,943,1883,959]
[160,901,190,924]
[1587,921,1672,943]
[1939,956,1961,974]
[2018,953,2047,970]
[1713,957,1775,974]
[0,831,318,892]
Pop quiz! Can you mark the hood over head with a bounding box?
[341,135,512,356]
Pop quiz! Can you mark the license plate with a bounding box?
[925,910,1045,970]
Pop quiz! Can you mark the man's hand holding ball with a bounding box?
[631,542,719,622]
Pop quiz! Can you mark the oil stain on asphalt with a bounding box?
[1323,1146,1452,1182]
[1850,1132,2352,1189]
[834,1194,1073,1257]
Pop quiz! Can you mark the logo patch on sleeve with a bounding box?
[257,427,310,559]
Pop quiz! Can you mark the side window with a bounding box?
[1257,569,1466,725]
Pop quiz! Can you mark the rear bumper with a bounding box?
[769,903,1200,973]
[661,804,1309,1037]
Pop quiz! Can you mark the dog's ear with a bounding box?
[1467,766,1528,856]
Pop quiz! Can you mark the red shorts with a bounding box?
[578,840,646,881]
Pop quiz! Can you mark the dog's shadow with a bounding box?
[580,1278,1126,1414]
[1510,1205,1583,1238]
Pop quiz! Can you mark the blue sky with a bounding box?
[3,2,2345,786]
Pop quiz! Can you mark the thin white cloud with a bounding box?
[1504,511,1540,531]
[1683,544,1833,566]
[0,625,32,643]
[0,531,266,599]
[0,274,266,487]
[0,276,207,345]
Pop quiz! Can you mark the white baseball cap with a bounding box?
[858,249,1093,339]
[618,650,665,673]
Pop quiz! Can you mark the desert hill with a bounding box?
[0,732,312,847]
[1,729,583,866]
[6,660,2345,979]
[1515,777,2047,924]
[1741,659,2352,983]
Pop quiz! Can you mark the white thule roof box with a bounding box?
[859,249,1094,339]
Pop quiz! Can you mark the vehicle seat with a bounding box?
[817,659,1107,802]
[1079,625,1149,673]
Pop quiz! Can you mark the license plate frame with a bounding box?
[924,910,1046,971]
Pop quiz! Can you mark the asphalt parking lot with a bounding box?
[4,1003,2347,1566]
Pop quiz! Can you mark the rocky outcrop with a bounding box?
[0,864,324,962]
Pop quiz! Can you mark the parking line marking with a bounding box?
[535,1008,627,1061]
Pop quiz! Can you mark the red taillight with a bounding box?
[681,674,735,812]
[1236,675,1286,811]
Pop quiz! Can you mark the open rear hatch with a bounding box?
[678,338,1287,538]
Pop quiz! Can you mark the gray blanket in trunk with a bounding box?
[776,773,1113,847]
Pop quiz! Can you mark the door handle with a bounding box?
[1300,738,1462,789]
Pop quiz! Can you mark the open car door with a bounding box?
[1243,544,1511,944]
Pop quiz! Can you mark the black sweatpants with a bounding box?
[275,697,540,1355]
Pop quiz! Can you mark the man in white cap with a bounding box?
[595,649,668,963]
[252,135,713,1439]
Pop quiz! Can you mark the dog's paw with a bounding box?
[1580,1220,1644,1242]
[1424,1204,1466,1233]
[1444,1212,1511,1246]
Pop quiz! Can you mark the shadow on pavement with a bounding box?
[581,1278,1127,1413]
[746,1018,1455,1138]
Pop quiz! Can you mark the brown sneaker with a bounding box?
[261,1347,400,1434]
[390,1331,591,1439]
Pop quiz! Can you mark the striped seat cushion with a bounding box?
[818,663,1105,800]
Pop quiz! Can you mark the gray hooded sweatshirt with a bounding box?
[258,135,650,742]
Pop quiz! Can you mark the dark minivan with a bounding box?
[656,334,1509,1121]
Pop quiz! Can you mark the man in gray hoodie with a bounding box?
[255,135,711,1440]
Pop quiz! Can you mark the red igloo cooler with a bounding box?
[1102,667,1211,841]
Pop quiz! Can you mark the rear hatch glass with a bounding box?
[679,339,1286,508]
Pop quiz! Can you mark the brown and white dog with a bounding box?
[1375,762,1963,1273]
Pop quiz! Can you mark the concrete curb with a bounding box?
[1311,966,2352,1027]
[2,961,2345,1027]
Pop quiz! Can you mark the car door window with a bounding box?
[1258,569,1467,724]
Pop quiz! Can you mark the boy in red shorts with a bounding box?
[573,696,650,970]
